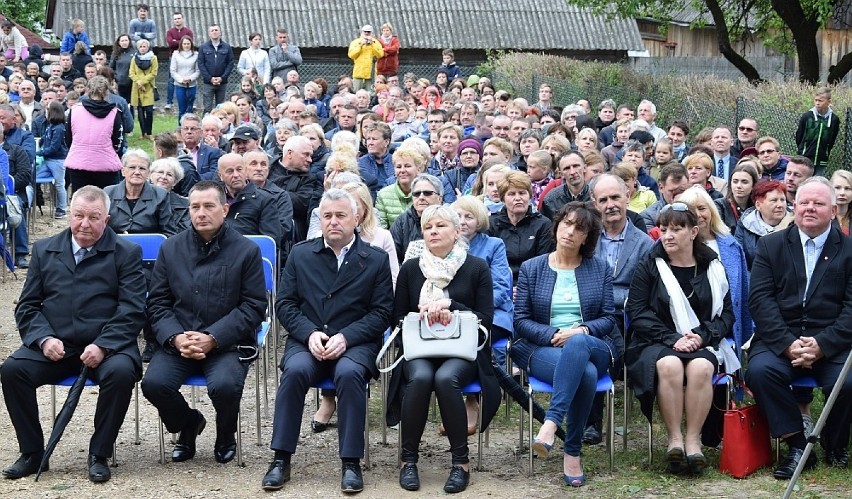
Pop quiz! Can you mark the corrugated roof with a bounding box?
[48,0,644,52]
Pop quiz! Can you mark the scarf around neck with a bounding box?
[418,239,468,306]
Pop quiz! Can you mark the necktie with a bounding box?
[74,247,88,264]
[804,239,816,296]
[716,159,724,179]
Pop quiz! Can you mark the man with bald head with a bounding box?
[217,152,283,244]
[245,148,293,254]
[15,80,41,130]
[270,136,321,242]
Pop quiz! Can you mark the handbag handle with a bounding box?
[476,324,489,351]
[422,311,461,340]
[376,325,402,373]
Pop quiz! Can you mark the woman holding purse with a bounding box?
[388,204,499,494]
[510,202,621,487]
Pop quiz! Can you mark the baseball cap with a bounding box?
[230,124,260,141]
[361,25,373,33]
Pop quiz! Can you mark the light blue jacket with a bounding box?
[716,234,753,358]
[468,232,514,335]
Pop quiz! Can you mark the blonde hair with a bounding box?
[343,182,378,236]
[451,195,490,234]
[676,185,730,237]
[324,151,359,175]
[392,145,427,171]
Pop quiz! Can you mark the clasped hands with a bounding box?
[173,331,217,360]
[673,332,703,353]
[785,336,823,369]
[308,330,347,362]
[42,338,105,368]
[419,299,452,326]
[551,326,586,347]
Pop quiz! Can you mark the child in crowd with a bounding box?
[36,100,69,217]
[648,138,678,181]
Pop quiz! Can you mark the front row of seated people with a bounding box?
[1,176,851,492]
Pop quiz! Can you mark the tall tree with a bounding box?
[573,0,848,84]
[0,0,47,32]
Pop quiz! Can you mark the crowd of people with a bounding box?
[0,4,850,495]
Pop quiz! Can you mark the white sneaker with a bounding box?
[164,104,172,110]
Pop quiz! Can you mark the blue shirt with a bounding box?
[599,221,629,274]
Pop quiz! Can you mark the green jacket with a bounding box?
[376,182,411,229]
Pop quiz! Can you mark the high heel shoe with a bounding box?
[311,409,336,433]
[531,438,553,459]
[563,473,586,487]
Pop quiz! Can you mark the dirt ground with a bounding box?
[0,214,572,499]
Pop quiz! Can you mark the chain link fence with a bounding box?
[496,72,850,173]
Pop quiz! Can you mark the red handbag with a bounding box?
[719,402,773,478]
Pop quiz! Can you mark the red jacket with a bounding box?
[376,35,399,76]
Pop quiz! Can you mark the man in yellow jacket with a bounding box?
[348,25,384,92]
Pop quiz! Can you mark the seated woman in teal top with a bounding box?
[511,202,622,488]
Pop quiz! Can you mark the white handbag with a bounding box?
[377,311,488,373]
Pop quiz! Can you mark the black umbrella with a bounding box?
[35,365,88,481]
[491,362,566,442]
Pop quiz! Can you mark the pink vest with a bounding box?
[64,103,122,172]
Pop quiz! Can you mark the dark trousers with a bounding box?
[68,169,120,191]
[201,83,227,114]
[141,350,249,440]
[0,353,137,457]
[136,105,153,136]
[117,84,133,118]
[270,352,368,459]
[401,357,476,465]
[166,74,175,105]
[746,350,852,451]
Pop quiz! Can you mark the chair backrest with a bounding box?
[245,234,276,269]
[118,233,167,261]
[261,257,274,294]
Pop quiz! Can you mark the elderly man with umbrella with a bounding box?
[0,185,147,483]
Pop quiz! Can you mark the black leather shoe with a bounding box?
[214,442,237,464]
[443,465,470,494]
[261,459,291,490]
[341,461,364,493]
[2,452,45,479]
[825,448,849,468]
[311,419,332,433]
[87,455,111,483]
[399,462,420,491]
[774,446,817,479]
[172,410,206,462]
[582,424,603,445]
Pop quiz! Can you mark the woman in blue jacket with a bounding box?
[35,101,68,217]
[511,202,621,488]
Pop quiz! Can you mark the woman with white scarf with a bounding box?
[389,205,498,494]
[625,204,734,476]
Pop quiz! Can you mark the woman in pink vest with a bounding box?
[64,75,126,189]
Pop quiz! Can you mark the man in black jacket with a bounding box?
[197,24,234,113]
[217,152,283,245]
[142,181,266,465]
[270,136,320,242]
[262,188,393,493]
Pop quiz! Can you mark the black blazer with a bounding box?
[749,225,852,362]
[105,181,178,237]
[276,235,394,377]
[13,228,147,367]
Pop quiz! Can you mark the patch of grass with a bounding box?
[126,112,180,155]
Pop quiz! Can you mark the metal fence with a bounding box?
[497,72,850,172]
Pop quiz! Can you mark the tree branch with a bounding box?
[705,0,766,84]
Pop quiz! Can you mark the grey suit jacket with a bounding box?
[597,220,655,311]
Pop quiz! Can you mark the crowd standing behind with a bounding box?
[0,5,850,495]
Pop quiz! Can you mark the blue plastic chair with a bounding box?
[245,235,279,385]
[157,325,269,465]
[521,373,615,473]
[50,375,119,465]
[118,233,167,261]
[775,375,820,461]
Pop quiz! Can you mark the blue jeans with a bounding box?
[528,334,611,456]
[175,86,197,123]
[39,158,67,213]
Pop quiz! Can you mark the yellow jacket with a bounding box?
[129,56,159,107]
[629,188,657,213]
[348,37,384,79]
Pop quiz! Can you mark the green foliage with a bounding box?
[0,0,47,32]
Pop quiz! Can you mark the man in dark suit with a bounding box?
[218,153,284,245]
[0,186,146,483]
[180,113,223,181]
[142,181,266,464]
[746,177,852,478]
[262,188,393,493]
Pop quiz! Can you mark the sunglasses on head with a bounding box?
[661,202,689,213]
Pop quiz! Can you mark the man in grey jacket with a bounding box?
[269,29,303,81]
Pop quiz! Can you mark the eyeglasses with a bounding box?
[738,126,756,132]
[412,190,437,198]
[661,202,689,213]
[758,149,777,155]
